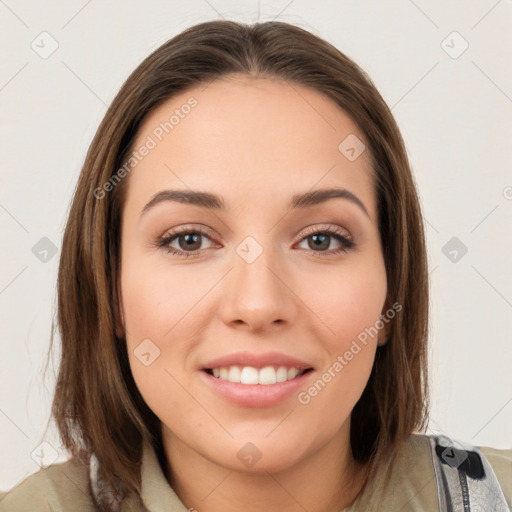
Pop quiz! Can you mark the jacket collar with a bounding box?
[89,438,186,511]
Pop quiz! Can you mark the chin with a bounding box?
[208,438,308,475]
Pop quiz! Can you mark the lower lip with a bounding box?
[199,369,314,408]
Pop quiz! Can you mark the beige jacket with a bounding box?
[1,434,511,511]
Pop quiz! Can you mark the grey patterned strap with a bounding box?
[429,434,509,511]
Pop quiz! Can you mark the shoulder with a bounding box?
[348,433,439,511]
[351,433,511,512]
[478,443,512,509]
[0,456,95,512]
[404,433,512,510]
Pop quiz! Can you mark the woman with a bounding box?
[1,20,510,512]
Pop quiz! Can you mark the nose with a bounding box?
[217,241,297,334]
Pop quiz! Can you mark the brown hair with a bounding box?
[44,19,429,508]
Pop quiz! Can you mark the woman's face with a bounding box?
[118,74,388,473]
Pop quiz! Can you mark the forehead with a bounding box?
[124,74,375,219]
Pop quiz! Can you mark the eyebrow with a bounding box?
[140,187,370,218]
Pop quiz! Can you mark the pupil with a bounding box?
[310,234,328,250]
[181,233,200,250]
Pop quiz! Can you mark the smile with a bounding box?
[205,365,313,385]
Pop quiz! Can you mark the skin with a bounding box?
[117,74,389,512]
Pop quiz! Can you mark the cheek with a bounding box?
[121,256,212,340]
[296,266,385,424]
[120,259,191,413]
[305,257,387,345]
[298,256,386,405]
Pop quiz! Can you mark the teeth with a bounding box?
[276,367,288,382]
[241,366,258,384]
[259,366,276,385]
[209,365,307,385]
[287,368,300,380]
[228,366,241,382]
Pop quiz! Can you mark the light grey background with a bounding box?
[1,0,511,491]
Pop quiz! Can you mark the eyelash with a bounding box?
[155,224,355,259]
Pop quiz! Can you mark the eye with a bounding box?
[156,225,217,258]
[295,224,355,257]
[155,224,355,258]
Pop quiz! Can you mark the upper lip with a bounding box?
[201,351,315,371]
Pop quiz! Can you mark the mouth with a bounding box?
[200,365,316,408]
[203,366,314,385]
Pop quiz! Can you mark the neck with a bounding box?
[162,424,369,512]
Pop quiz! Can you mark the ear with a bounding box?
[377,321,390,346]
[113,276,125,339]
[377,298,392,347]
